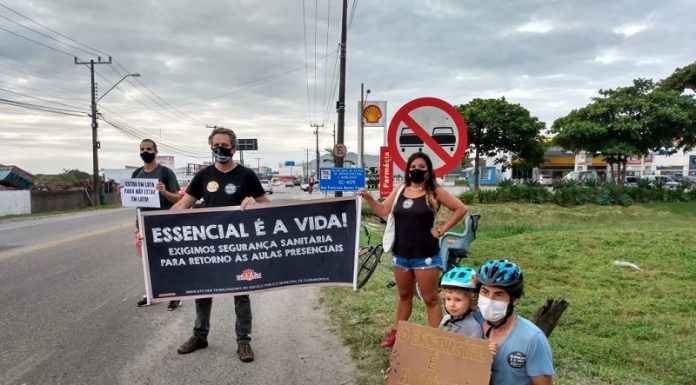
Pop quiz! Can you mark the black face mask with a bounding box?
[409,169,427,183]
[140,151,156,163]
[212,147,233,163]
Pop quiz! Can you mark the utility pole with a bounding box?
[335,0,348,196]
[310,123,324,178]
[75,56,112,206]
[254,157,262,176]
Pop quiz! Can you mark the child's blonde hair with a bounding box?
[443,287,478,310]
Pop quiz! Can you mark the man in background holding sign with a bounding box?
[132,139,181,310]
[172,127,269,363]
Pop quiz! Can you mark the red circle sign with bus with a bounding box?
[387,97,468,177]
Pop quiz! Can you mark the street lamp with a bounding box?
[91,72,140,206]
[359,83,371,168]
[97,73,141,102]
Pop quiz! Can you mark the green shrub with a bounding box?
[458,191,475,204]
[618,193,634,206]
[477,190,497,203]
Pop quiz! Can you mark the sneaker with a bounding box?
[237,341,254,362]
[167,300,182,311]
[177,336,208,354]
[136,296,151,307]
[380,328,397,348]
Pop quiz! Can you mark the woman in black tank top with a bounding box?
[359,152,469,348]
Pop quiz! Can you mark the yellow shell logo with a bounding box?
[363,104,382,123]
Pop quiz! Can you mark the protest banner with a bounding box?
[386,321,492,385]
[120,178,160,208]
[139,197,361,301]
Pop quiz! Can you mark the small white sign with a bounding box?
[120,178,160,208]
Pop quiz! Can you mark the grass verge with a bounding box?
[320,202,696,385]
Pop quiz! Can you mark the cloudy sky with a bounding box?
[1,0,695,175]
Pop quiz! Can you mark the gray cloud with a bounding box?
[1,0,694,174]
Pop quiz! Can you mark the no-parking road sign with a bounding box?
[387,97,468,177]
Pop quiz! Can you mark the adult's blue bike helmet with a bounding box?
[477,259,524,298]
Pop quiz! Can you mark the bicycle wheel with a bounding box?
[357,244,384,289]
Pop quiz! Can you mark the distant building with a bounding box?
[0,164,35,190]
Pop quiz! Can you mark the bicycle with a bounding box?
[356,224,384,289]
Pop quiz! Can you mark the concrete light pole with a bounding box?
[75,55,139,206]
[359,83,371,168]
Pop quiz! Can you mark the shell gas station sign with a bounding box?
[361,101,387,127]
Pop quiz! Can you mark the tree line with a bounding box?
[456,61,696,189]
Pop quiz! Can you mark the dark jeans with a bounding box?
[193,295,252,342]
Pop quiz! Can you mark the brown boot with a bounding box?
[237,341,255,362]
[177,336,208,354]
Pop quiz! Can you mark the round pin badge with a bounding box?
[402,199,414,209]
[224,183,237,195]
[507,351,527,369]
[206,181,219,193]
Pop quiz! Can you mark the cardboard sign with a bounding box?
[139,197,361,300]
[120,178,160,208]
[386,321,492,385]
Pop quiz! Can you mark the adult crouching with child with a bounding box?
[358,152,468,348]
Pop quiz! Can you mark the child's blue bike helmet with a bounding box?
[477,259,524,298]
[440,266,478,290]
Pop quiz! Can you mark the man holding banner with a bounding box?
[172,127,269,363]
[132,139,181,310]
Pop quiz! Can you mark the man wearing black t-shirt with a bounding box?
[172,127,269,363]
[132,139,182,310]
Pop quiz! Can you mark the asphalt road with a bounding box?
[0,186,356,385]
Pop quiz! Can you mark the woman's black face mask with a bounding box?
[409,169,427,183]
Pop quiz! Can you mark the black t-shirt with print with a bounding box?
[186,164,265,207]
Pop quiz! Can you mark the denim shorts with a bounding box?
[392,253,442,271]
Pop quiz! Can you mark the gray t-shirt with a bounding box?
[439,312,484,339]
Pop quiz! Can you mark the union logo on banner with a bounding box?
[236,269,262,281]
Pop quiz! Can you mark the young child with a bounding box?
[439,266,483,338]
[440,266,498,356]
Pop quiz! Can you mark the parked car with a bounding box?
[260,179,273,194]
[562,170,598,183]
[284,179,294,188]
[624,175,638,187]
[538,173,553,186]
[642,175,680,189]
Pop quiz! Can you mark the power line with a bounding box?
[0,3,203,126]
[0,26,74,57]
[0,86,86,110]
[109,60,204,125]
[322,0,331,126]
[314,0,318,124]
[0,97,88,116]
[302,0,312,125]
[0,13,97,58]
[0,2,104,57]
